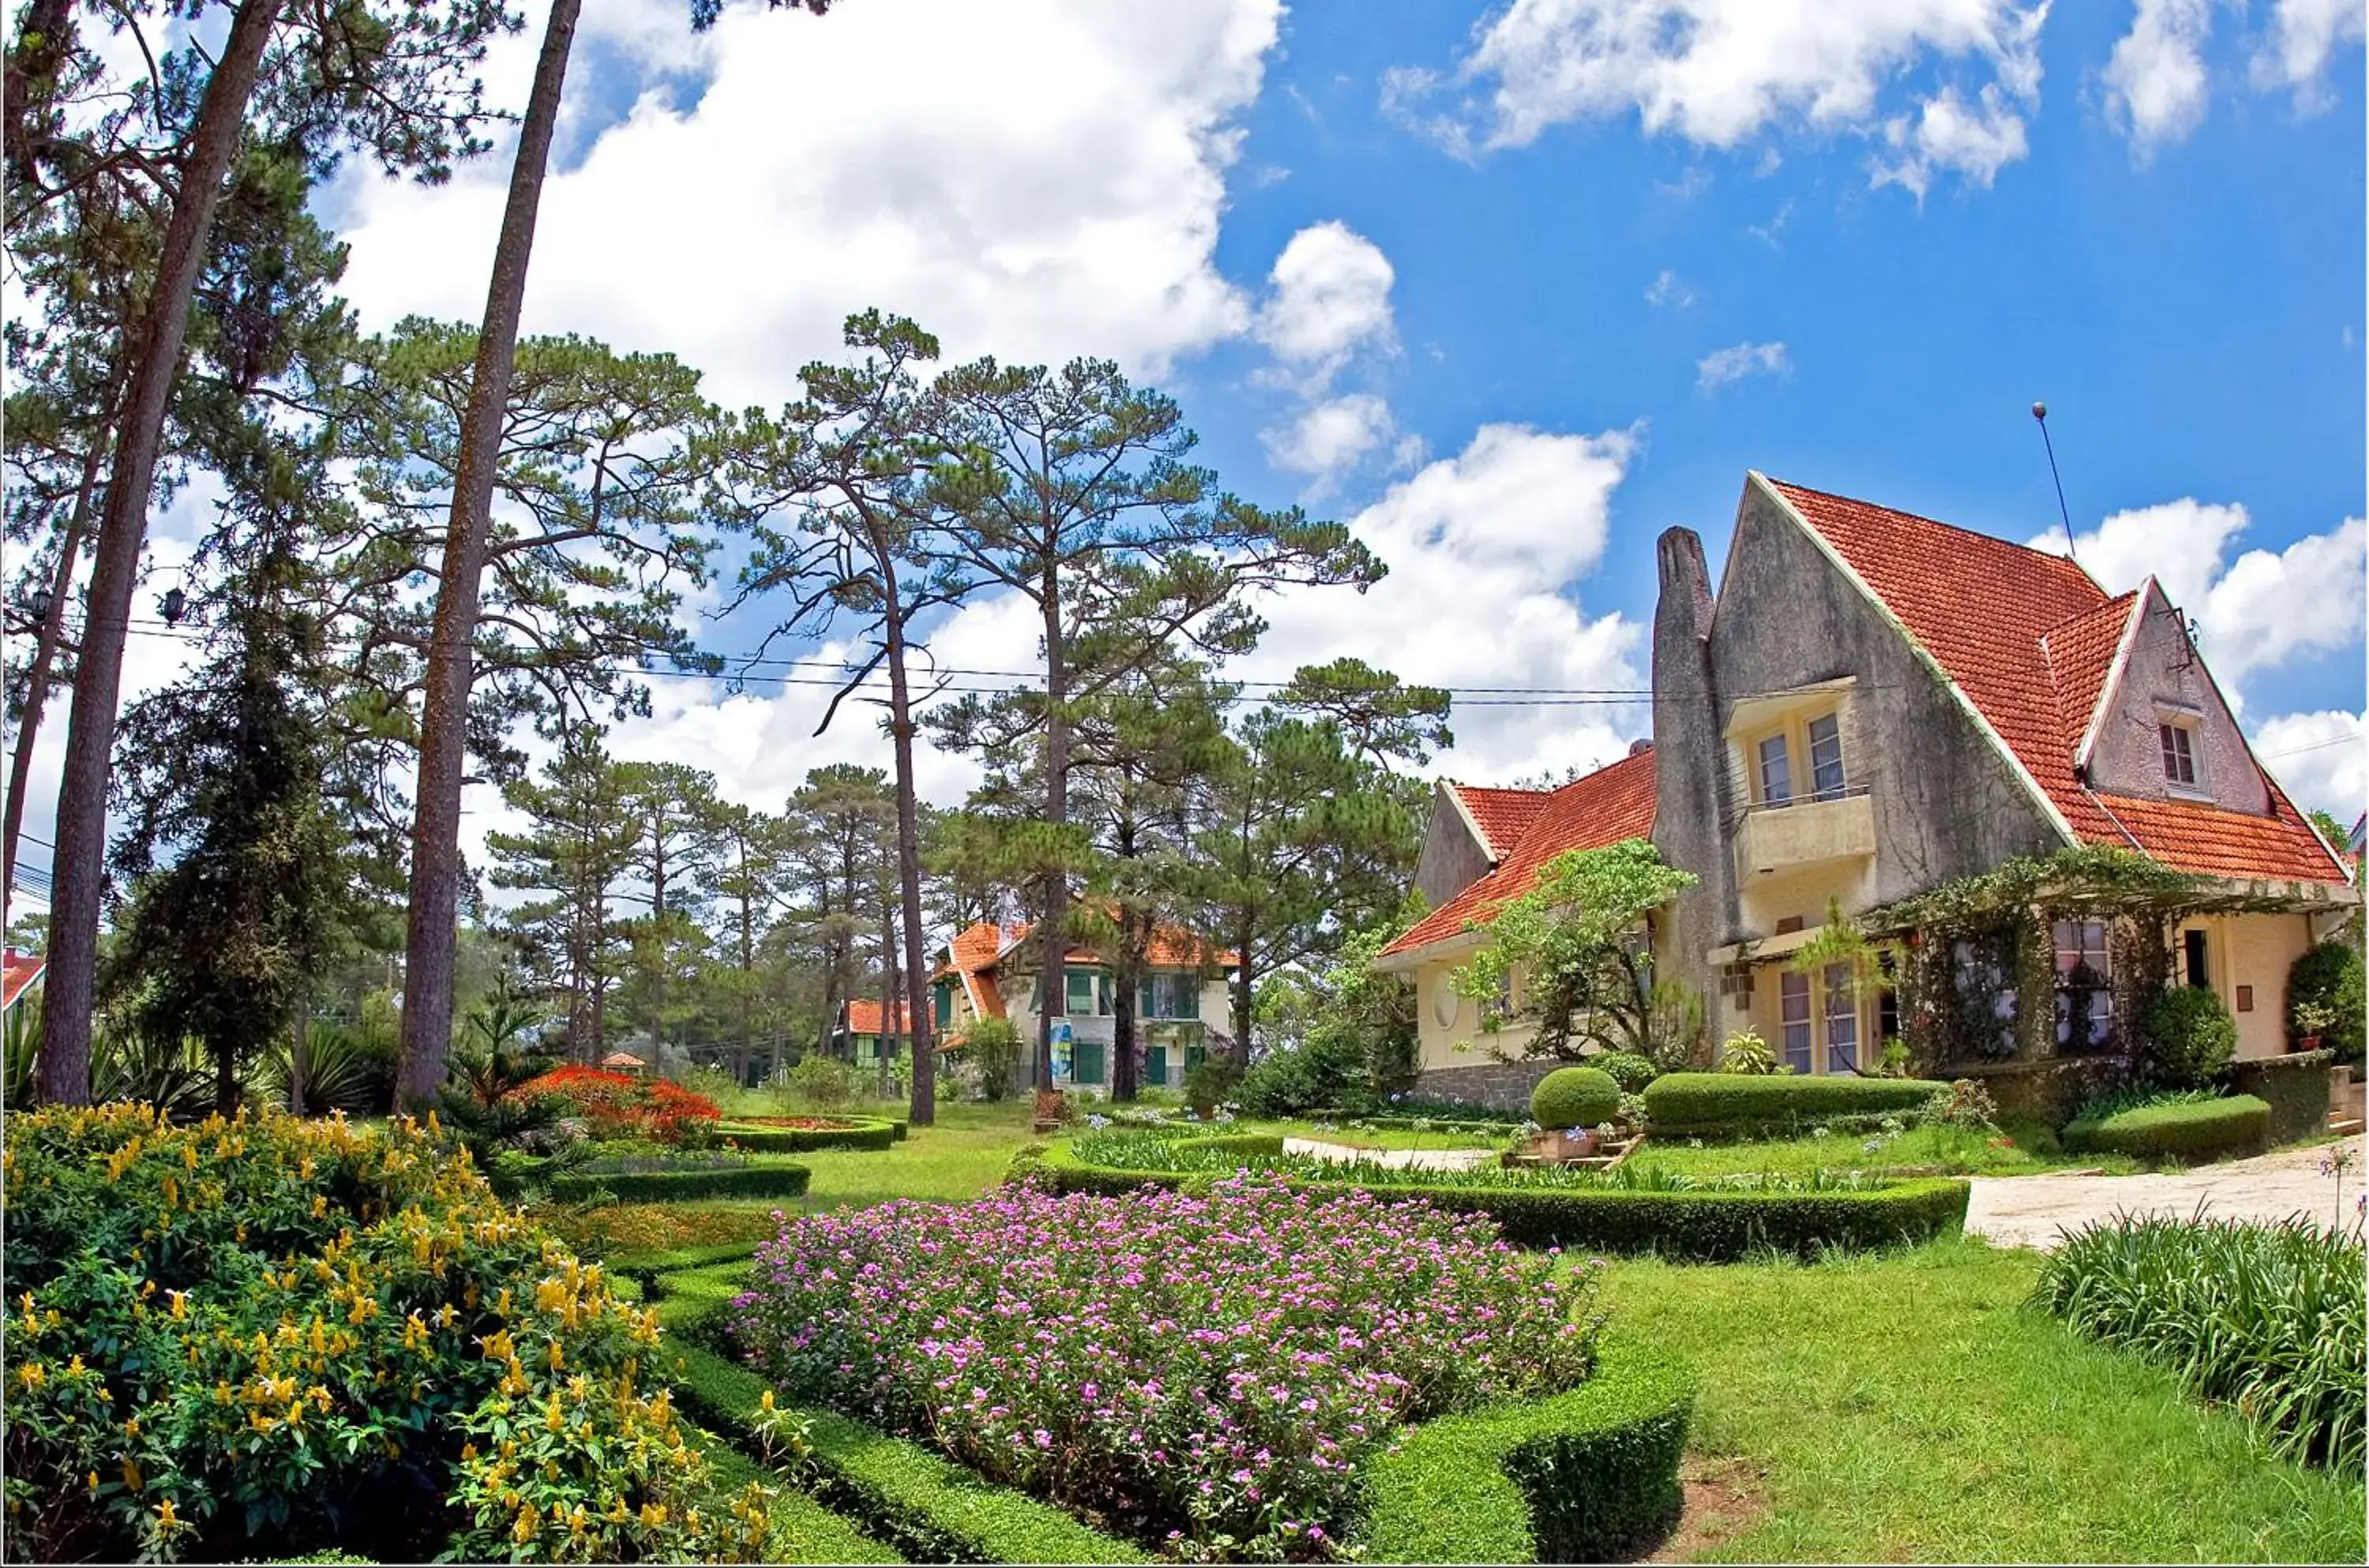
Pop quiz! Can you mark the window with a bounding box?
[1807,714,1846,801]
[1757,733,1793,805]
[934,983,953,1030]
[2183,929,2209,989]
[2052,920,2113,1050]
[1780,971,1812,1073]
[1138,973,1199,1019]
[1066,968,1098,1017]
[1071,1040,1106,1086]
[2159,722,2198,787]
[1823,964,1859,1074]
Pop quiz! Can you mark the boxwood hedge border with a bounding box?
[713,1117,900,1153]
[1018,1135,1969,1261]
[1639,1072,1952,1141]
[2062,1093,2271,1163]
[547,1154,813,1203]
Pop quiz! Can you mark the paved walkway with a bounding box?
[1965,1135,2367,1251]
[1281,1135,1497,1172]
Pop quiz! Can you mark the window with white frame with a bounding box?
[2158,720,2198,789]
[2052,920,2113,1050]
[1823,964,1859,1073]
[1758,733,1793,805]
[1780,971,1812,1072]
[1807,713,1846,801]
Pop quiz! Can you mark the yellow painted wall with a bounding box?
[2188,911,2315,1060]
[1412,959,1537,1071]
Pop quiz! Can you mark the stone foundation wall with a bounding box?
[1414,1059,1564,1114]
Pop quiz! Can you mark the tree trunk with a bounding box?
[394,0,583,1111]
[877,892,898,1100]
[881,559,937,1125]
[290,991,311,1113]
[648,797,668,1056]
[3,412,107,916]
[39,0,282,1105]
[4,0,77,192]
[1036,576,1067,1089]
[736,880,754,1086]
[1232,924,1256,1067]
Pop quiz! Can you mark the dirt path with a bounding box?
[1965,1135,2367,1250]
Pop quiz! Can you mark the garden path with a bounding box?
[1279,1135,1497,1172]
[1965,1135,2366,1250]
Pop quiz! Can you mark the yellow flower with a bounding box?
[17,1362,44,1390]
[640,1502,667,1530]
[512,1506,537,1545]
[120,1457,143,1492]
[155,1497,178,1532]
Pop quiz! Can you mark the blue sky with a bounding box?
[32,0,2360,880]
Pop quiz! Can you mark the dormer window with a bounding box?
[2158,721,2194,786]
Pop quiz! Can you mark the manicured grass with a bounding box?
[1259,1118,1519,1152]
[1628,1120,2138,1180]
[1597,1239,2367,1563]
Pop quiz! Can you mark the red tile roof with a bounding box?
[930,916,1234,1018]
[1450,783,1554,859]
[2,950,43,1014]
[1769,478,2348,887]
[1381,745,1658,959]
[842,999,912,1036]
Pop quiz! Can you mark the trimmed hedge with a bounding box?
[2063,1094,2271,1163]
[1360,1337,1693,1564]
[2224,1051,2334,1147]
[547,1155,812,1203]
[715,1117,899,1153]
[1532,1067,1621,1131]
[689,1427,904,1563]
[648,1265,1147,1564]
[1642,1072,1951,1139]
[1020,1138,1970,1262]
[610,1240,771,1281]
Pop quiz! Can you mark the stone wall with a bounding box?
[1414,1057,1564,1113]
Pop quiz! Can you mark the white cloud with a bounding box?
[1255,220,1398,380]
[2252,710,2366,823]
[2252,0,2367,108]
[1263,392,1395,478]
[1696,339,1790,388]
[2101,0,2212,158]
[2037,501,2368,698]
[1872,81,2031,197]
[325,0,1284,409]
[1396,0,2050,195]
[1645,268,1696,306]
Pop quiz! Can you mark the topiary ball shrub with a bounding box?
[1532,1067,1623,1131]
[1588,1052,1658,1093]
[2138,985,2239,1089]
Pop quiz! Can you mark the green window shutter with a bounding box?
[1066,967,1094,1015]
[1138,978,1155,1018]
[1144,1044,1167,1086]
[1183,1042,1207,1071]
[934,983,952,1029]
[1174,977,1199,1021]
[1072,1041,1106,1085]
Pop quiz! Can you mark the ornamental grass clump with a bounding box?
[2033,1211,2366,1472]
[730,1176,1600,1559]
[0,1102,766,1565]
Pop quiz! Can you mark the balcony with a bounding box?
[1734,789,1875,882]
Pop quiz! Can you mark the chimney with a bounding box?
[1649,523,1731,1015]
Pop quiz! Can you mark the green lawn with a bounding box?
[1599,1239,2366,1563]
[1625,1120,2140,1180]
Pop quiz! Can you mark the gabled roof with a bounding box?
[1764,477,2348,887]
[840,999,913,1036]
[930,916,1236,1015]
[1380,745,1658,963]
[2,950,43,1014]
[1449,782,1555,860]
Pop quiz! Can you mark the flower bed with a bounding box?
[0,1103,764,1565]
[1026,1134,1969,1261]
[714,1116,901,1153]
[516,1063,721,1143]
[728,1179,1598,1558]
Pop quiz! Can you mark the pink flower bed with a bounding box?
[729,1176,1601,1558]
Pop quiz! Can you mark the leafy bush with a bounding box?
[254,1021,394,1116]
[786,1054,858,1110]
[2288,940,2366,1064]
[1531,1067,1621,1131]
[2061,1094,2270,1163]
[516,1063,720,1144]
[1238,1025,1373,1118]
[0,1103,766,1564]
[1038,1136,1971,1262]
[1182,1051,1241,1115]
[2137,986,2239,1090]
[1588,1052,1658,1093]
[1359,1338,1692,1563]
[2033,1213,2364,1470]
[1641,1073,1950,1139]
[730,1179,1598,1559]
[2224,1051,2336,1146]
[1717,1030,1781,1075]
[957,1017,1023,1102]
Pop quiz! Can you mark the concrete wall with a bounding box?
[2082,585,2270,813]
[1654,480,2067,1030]
[1411,956,1538,1069]
[1413,784,1496,910]
[2184,910,2315,1060]
[1412,1057,1562,1114]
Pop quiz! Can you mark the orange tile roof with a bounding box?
[1450,783,1553,858]
[1769,478,2348,887]
[2,951,43,1013]
[842,999,913,1036]
[1382,745,1658,959]
[929,915,1232,1023]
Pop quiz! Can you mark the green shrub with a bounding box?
[647,1268,1146,1564]
[1642,1072,1951,1139]
[1588,1051,1658,1093]
[2288,940,2367,1064]
[1028,1138,1969,1262]
[2062,1094,2270,1163]
[2224,1051,2335,1147]
[1717,1029,1781,1074]
[1183,1052,1241,1114]
[788,1054,858,1108]
[713,1117,898,1153]
[2033,1213,2364,1471]
[1238,1026,1374,1118]
[1360,1338,1693,1563]
[2138,986,2239,1089]
[547,1155,813,1203]
[0,1104,765,1565]
[1532,1067,1621,1130]
[956,1016,1023,1102]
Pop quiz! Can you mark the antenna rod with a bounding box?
[2032,400,2078,565]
